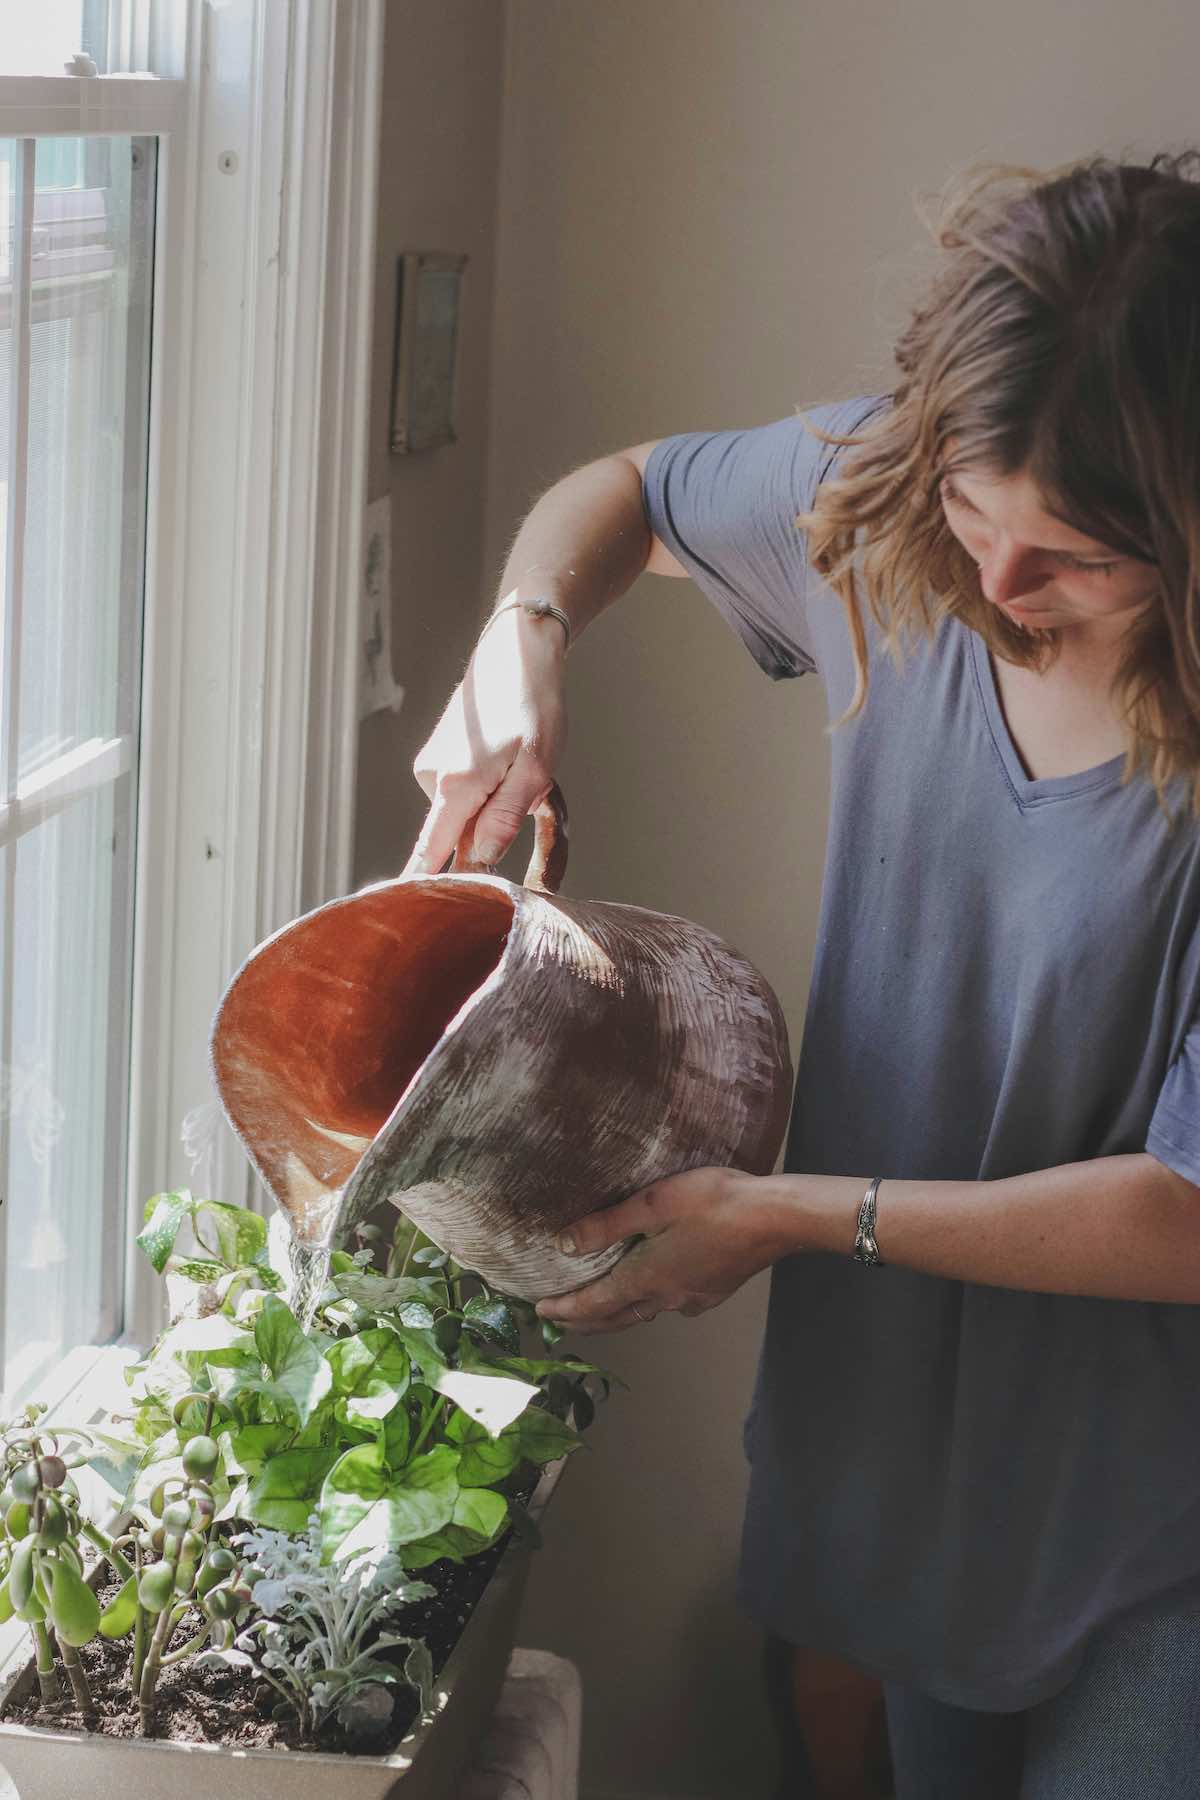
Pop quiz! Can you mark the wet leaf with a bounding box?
[334,1271,447,1313]
[398,1301,436,1330]
[462,1296,521,1354]
[254,1296,332,1426]
[325,1329,412,1423]
[137,1191,193,1273]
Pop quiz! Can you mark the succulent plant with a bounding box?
[0,1407,123,1719]
[120,1395,257,1733]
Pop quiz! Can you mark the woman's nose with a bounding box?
[978,538,1052,605]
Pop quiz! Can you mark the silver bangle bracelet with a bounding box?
[480,595,572,652]
[853,1176,884,1267]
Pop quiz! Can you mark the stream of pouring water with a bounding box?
[287,1235,335,1331]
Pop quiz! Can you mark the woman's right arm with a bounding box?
[402,443,687,876]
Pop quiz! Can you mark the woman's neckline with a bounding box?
[966,628,1127,804]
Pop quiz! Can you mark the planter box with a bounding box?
[0,1460,564,1800]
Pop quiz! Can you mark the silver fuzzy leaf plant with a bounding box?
[197,1514,435,1742]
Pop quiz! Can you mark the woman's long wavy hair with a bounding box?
[801,151,1200,808]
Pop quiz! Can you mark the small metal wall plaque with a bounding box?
[390,250,467,455]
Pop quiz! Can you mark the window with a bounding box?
[0,131,154,1398]
[0,1,382,1410]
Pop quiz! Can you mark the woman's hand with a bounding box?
[403,602,568,876]
[401,447,662,874]
[535,1167,785,1334]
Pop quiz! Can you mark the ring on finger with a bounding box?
[631,1302,655,1324]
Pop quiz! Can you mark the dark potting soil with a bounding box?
[3,1528,514,1757]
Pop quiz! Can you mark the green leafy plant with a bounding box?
[380,1212,568,1352]
[105,1195,615,1575]
[3,1190,617,1750]
[136,1188,284,1315]
[199,1518,435,1742]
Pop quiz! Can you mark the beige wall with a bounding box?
[358,3,1200,1796]
[354,0,507,887]
[481,6,1200,1799]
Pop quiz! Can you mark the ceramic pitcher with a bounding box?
[210,788,793,1300]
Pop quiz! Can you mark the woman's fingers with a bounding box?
[402,782,480,877]
[537,1269,658,1333]
[403,757,556,878]
[471,754,554,865]
[554,1186,666,1259]
[553,1304,655,1336]
[402,708,565,878]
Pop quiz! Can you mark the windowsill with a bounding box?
[0,76,185,136]
[0,1340,141,1688]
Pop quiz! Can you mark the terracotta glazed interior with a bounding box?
[214,880,515,1205]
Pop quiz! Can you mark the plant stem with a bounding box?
[192,1225,224,1262]
[130,1542,146,1694]
[138,1602,175,1735]
[55,1633,96,1725]
[31,1621,60,1704]
[79,1519,136,1585]
[131,1600,147,1695]
[408,1397,446,1460]
[247,1658,301,1725]
[394,1234,413,1279]
[139,1525,186,1736]
[159,1622,212,1667]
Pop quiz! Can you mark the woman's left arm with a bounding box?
[536,1153,1200,1332]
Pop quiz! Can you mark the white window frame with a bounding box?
[0,0,384,1361]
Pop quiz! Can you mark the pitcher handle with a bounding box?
[450,783,569,894]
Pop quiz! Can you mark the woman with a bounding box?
[404,153,1200,1798]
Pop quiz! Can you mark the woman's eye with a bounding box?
[1061,556,1121,576]
[941,479,1122,575]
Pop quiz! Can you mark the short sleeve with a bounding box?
[641,394,889,680]
[1147,1024,1200,1185]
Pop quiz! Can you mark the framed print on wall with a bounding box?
[389,250,467,454]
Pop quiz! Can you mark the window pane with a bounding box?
[0,135,153,1400]
[0,782,135,1399]
[0,3,108,77]
[19,135,153,777]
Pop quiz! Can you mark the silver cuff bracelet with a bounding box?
[853,1176,884,1267]
[481,595,572,652]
